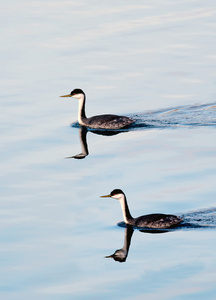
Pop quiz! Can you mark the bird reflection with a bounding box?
[67,126,124,159]
[105,224,168,263]
[105,226,134,263]
[66,126,89,159]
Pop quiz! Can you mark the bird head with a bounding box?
[60,88,85,100]
[101,189,125,200]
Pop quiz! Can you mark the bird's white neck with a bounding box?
[77,94,87,125]
[118,194,133,224]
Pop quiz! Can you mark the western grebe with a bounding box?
[60,89,134,129]
[101,189,182,229]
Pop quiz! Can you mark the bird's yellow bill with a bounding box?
[60,94,71,97]
[105,254,114,258]
[100,194,111,198]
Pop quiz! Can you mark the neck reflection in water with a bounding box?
[66,126,124,159]
[105,225,168,263]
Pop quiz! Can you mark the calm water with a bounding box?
[1,1,216,299]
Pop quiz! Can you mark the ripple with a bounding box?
[117,207,216,233]
[71,102,216,132]
[131,102,216,129]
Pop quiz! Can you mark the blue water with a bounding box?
[1,1,216,299]
[71,102,216,132]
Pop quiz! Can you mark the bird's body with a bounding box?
[81,114,133,130]
[60,89,134,129]
[128,213,182,229]
[101,189,182,229]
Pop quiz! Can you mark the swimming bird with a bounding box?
[101,189,182,229]
[60,89,134,129]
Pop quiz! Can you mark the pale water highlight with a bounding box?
[1,0,216,299]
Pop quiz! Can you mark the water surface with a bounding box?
[1,1,216,299]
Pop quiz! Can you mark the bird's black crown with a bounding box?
[110,189,124,196]
[70,88,85,96]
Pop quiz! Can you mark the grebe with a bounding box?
[101,189,182,229]
[60,89,134,129]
